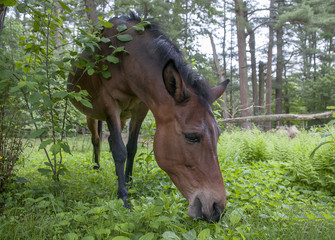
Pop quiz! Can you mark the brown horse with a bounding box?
[68,12,229,222]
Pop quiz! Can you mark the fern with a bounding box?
[239,130,270,163]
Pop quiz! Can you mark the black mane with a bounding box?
[123,12,212,106]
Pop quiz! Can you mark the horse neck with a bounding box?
[128,69,174,123]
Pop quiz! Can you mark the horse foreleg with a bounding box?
[105,115,129,208]
[125,102,149,183]
[87,117,101,170]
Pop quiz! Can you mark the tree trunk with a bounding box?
[234,0,252,129]
[84,0,99,25]
[248,26,258,116]
[284,79,290,114]
[229,7,234,114]
[245,6,258,116]
[258,61,265,129]
[275,25,284,119]
[258,61,265,114]
[209,32,229,119]
[265,0,275,131]
[0,4,6,36]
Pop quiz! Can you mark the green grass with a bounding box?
[0,128,335,239]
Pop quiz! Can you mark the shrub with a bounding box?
[0,80,25,191]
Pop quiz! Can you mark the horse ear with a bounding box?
[210,79,230,103]
[163,60,189,103]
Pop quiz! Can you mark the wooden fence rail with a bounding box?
[219,111,334,124]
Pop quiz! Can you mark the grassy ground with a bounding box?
[0,127,334,239]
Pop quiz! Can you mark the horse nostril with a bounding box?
[194,197,202,219]
[211,202,223,222]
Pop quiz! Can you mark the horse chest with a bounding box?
[118,97,142,121]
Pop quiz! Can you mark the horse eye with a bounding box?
[184,133,201,143]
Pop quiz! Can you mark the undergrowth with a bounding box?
[0,127,334,239]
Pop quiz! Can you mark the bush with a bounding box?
[0,81,25,191]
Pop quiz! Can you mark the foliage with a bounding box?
[0,70,24,191]
[1,129,335,239]
[1,1,335,238]
[0,19,25,191]
[0,0,151,181]
[219,126,335,195]
[239,130,269,163]
[310,106,335,158]
[5,1,91,181]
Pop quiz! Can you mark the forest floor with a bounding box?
[0,128,334,240]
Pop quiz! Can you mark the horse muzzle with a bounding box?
[187,193,226,222]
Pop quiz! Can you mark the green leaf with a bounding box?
[80,98,93,109]
[106,55,119,64]
[53,91,68,99]
[17,3,26,12]
[63,57,72,62]
[156,215,170,222]
[44,161,51,167]
[133,24,145,31]
[182,230,196,240]
[162,231,180,240]
[64,233,79,240]
[15,177,29,184]
[82,237,94,240]
[28,129,46,139]
[117,34,133,42]
[101,37,110,43]
[60,142,71,154]
[117,24,127,32]
[29,92,42,104]
[139,232,155,240]
[85,43,95,54]
[326,106,335,110]
[305,212,316,220]
[112,46,126,54]
[197,229,210,240]
[229,209,243,225]
[3,0,17,7]
[112,237,130,240]
[58,169,65,176]
[322,212,335,220]
[70,51,77,56]
[101,21,113,28]
[58,1,71,12]
[38,168,52,176]
[95,228,111,235]
[102,71,111,79]
[87,68,95,76]
[50,143,61,155]
[39,139,53,149]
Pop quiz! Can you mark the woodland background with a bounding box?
[1,0,334,129]
[0,1,335,239]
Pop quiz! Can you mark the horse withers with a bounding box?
[68,12,229,222]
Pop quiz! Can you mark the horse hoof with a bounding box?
[93,165,100,170]
[124,201,132,210]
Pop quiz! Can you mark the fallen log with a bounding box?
[219,111,334,124]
